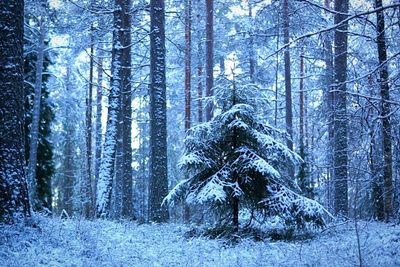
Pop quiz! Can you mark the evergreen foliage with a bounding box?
[165,76,331,230]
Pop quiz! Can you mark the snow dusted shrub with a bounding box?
[164,77,331,235]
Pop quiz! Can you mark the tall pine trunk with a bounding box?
[283,0,294,177]
[375,0,393,221]
[96,0,125,217]
[248,1,255,82]
[94,40,103,209]
[27,17,45,211]
[184,0,192,223]
[0,0,31,223]
[149,0,169,223]
[121,0,133,218]
[323,0,335,211]
[197,40,203,123]
[63,63,75,216]
[333,0,349,216]
[84,25,94,218]
[205,0,214,121]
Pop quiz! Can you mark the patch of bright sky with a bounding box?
[351,0,373,10]
[227,0,272,19]
[49,0,62,9]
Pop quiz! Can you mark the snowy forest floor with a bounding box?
[1,216,399,267]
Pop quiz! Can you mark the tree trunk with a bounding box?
[375,0,393,221]
[84,25,94,218]
[94,40,103,209]
[205,0,214,121]
[283,0,294,177]
[149,0,169,223]
[96,0,124,217]
[274,7,280,127]
[63,64,75,216]
[333,0,349,216]
[113,114,123,218]
[232,196,239,233]
[369,121,384,220]
[197,41,203,123]
[27,17,45,211]
[0,0,31,223]
[323,0,335,211]
[184,0,192,223]
[248,1,255,83]
[121,0,133,219]
[298,50,311,196]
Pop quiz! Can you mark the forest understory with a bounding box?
[0,216,399,267]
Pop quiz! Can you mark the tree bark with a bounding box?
[121,0,133,219]
[63,63,74,216]
[96,0,124,217]
[184,0,192,223]
[274,7,280,127]
[298,50,311,197]
[205,0,214,121]
[375,0,393,221]
[27,17,45,211]
[0,0,31,223]
[197,42,203,123]
[323,0,335,211]
[149,0,169,223]
[333,0,349,216]
[248,1,255,83]
[94,40,103,209]
[84,25,94,218]
[283,0,294,177]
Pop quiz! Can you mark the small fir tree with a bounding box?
[165,75,331,232]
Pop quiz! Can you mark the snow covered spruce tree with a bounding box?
[165,76,330,232]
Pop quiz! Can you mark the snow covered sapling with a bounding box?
[164,77,331,232]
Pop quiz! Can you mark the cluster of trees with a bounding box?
[1,0,400,231]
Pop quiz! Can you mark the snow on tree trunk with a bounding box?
[26,17,45,211]
[333,0,349,217]
[96,0,125,218]
[94,36,103,209]
[0,0,31,223]
[375,0,393,221]
[149,0,169,223]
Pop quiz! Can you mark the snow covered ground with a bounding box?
[0,217,399,267]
